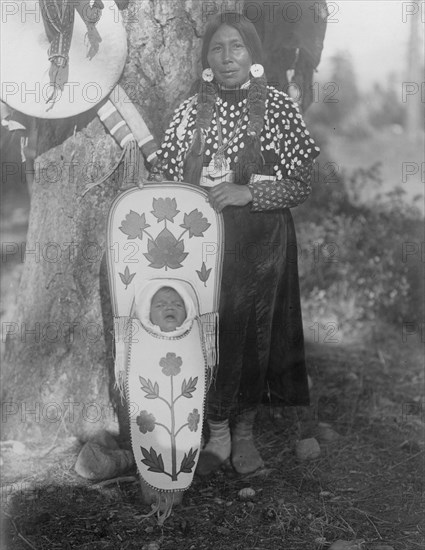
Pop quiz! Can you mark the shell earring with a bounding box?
[202,68,214,82]
[250,64,264,78]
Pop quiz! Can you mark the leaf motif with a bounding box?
[119,266,136,289]
[144,239,166,269]
[181,376,198,398]
[151,197,180,222]
[140,446,165,473]
[144,228,188,269]
[180,209,211,238]
[179,447,198,474]
[139,376,159,399]
[119,211,150,240]
[196,262,212,286]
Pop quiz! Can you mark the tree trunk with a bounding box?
[1,0,205,442]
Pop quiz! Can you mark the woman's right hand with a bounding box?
[208,182,252,212]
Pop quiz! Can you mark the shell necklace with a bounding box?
[206,101,248,179]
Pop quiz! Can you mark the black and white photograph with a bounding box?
[1,1,424,548]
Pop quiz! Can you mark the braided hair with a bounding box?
[183,11,268,186]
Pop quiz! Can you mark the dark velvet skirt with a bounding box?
[207,204,309,420]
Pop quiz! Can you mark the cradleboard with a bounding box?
[106,182,224,518]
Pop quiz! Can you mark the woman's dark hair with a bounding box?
[201,11,264,68]
[183,11,267,187]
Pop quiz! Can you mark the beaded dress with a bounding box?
[155,85,320,419]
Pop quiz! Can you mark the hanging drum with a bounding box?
[0,0,127,119]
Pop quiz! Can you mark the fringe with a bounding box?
[199,312,219,390]
[140,491,178,526]
[82,139,141,196]
[113,315,131,401]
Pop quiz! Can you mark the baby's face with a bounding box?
[150,288,187,332]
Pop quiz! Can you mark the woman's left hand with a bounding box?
[208,183,252,212]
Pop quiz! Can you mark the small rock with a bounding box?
[0,440,27,455]
[328,540,365,550]
[142,542,161,550]
[317,422,340,443]
[295,438,321,461]
[314,536,327,547]
[238,487,255,500]
[263,507,277,521]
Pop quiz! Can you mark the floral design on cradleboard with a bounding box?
[118,266,136,289]
[119,198,212,278]
[135,352,200,481]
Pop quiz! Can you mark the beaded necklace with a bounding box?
[206,102,248,178]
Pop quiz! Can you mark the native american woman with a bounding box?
[151,11,320,475]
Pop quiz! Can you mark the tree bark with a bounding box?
[1,0,205,442]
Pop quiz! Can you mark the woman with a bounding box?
[151,11,320,476]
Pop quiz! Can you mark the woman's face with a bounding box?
[206,24,252,87]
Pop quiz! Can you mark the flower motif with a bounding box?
[187,409,200,432]
[136,411,156,434]
[159,352,182,376]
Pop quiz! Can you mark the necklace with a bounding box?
[206,102,248,179]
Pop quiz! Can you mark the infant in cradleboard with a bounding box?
[127,278,207,522]
[139,283,196,336]
[104,183,223,524]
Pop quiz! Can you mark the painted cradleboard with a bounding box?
[106,182,224,514]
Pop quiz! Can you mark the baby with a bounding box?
[134,279,197,338]
[149,286,187,333]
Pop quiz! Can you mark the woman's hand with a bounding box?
[208,182,252,212]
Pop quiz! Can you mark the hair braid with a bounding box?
[235,73,267,185]
[182,79,217,185]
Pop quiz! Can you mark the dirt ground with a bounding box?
[1,328,423,550]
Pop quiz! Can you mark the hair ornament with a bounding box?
[250,64,264,78]
[202,68,214,82]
